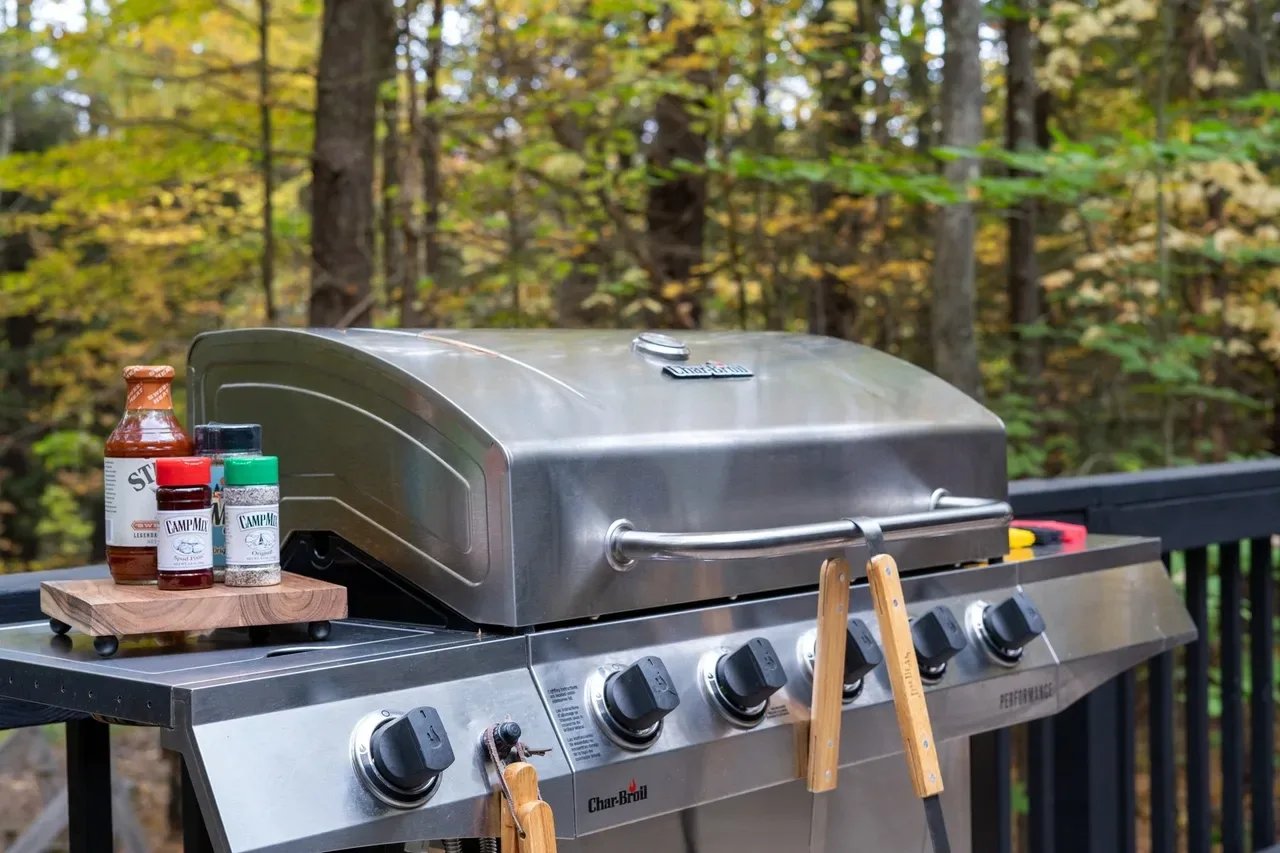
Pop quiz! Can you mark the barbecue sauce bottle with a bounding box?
[104,366,193,584]
[155,457,215,590]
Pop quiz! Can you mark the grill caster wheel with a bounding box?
[248,626,271,644]
[93,636,119,658]
[308,621,331,641]
[49,618,71,636]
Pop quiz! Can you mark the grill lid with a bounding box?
[188,329,1009,626]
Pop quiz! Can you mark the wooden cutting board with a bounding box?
[41,572,347,637]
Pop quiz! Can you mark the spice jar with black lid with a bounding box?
[155,457,214,591]
[194,422,262,583]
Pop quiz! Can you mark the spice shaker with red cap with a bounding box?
[155,457,215,591]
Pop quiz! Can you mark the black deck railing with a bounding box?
[974,459,1280,853]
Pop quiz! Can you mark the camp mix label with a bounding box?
[156,509,213,572]
[225,505,279,566]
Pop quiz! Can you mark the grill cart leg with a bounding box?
[66,718,113,853]
[181,757,216,853]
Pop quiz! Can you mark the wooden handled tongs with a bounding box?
[806,520,951,853]
[498,761,557,853]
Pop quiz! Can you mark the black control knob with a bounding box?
[912,605,967,677]
[604,656,681,732]
[370,706,455,792]
[843,618,884,685]
[982,592,1045,657]
[716,637,787,710]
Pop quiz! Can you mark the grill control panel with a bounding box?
[527,572,1087,836]
[117,540,1190,850]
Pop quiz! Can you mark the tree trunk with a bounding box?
[645,22,710,330]
[258,0,277,324]
[416,0,445,325]
[399,5,423,326]
[380,4,404,317]
[930,0,983,398]
[808,0,867,340]
[309,0,387,327]
[1241,0,1272,91]
[1005,0,1040,379]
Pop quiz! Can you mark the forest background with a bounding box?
[1,0,1278,571]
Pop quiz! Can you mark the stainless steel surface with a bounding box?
[606,500,1011,569]
[0,536,1195,851]
[560,741,972,853]
[188,328,1008,626]
[0,620,447,726]
[165,634,575,853]
[528,537,1194,836]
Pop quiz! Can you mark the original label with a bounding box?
[210,463,225,567]
[103,457,159,548]
[156,508,213,572]
[662,361,753,379]
[224,504,279,566]
[587,780,648,813]
[998,681,1055,711]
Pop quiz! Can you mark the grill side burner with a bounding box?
[187,329,1008,627]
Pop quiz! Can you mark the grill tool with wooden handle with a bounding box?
[805,557,851,853]
[499,762,557,853]
[865,549,952,853]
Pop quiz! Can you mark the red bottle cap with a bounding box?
[155,457,211,487]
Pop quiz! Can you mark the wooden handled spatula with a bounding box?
[865,551,951,853]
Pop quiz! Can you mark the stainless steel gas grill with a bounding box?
[0,329,1195,853]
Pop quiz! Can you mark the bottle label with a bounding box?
[210,463,226,567]
[157,508,213,572]
[104,457,159,548]
[125,379,173,410]
[225,504,280,566]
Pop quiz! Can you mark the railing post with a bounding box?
[1250,537,1276,849]
[66,718,113,853]
[1027,718,1055,853]
[970,729,1012,853]
[181,755,216,853]
[1052,676,1131,852]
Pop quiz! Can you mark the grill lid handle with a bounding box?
[606,492,1010,571]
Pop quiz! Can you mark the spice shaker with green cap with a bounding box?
[222,455,281,587]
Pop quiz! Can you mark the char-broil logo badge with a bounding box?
[587,779,649,813]
[662,360,753,380]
